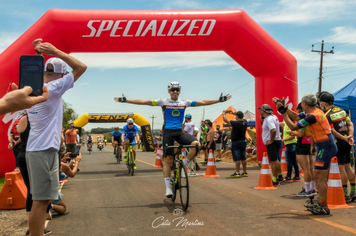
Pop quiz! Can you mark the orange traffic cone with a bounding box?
[204,150,219,177]
[154,147,163,167]
[327,157,354,209]
[300,169,304,176]
[280,148,287,173]
[254,152,277,190]
[0,171,27,209]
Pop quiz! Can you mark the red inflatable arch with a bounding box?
[0,9,297,176]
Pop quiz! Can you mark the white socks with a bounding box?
[164,178,171,189]
[310,181,315,191]
[305,182,310,192]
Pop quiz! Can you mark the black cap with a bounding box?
[319,92,334,104]
[294,102,302,110]
[258,104,273,114]
[235,111,244,118]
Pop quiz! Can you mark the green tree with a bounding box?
[63,100,78,129]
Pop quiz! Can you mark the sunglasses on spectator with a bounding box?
[170,88,180,92]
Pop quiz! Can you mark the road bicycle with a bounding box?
[126,143,135,176]
[165,143,199,211]
[87,143,92,155]
[114,143,122,164]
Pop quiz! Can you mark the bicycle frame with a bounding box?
[165,143,199,211]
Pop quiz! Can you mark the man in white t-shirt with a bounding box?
[259,104,283,185]
[183,114,195,135]
[26,38,87,236]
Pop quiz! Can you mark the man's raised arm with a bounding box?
[114,93,153,106]
[195,93,231,107]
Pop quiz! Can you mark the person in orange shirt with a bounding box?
[274,93,337,215]
[65,123,78,154]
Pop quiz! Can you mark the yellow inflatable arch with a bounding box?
[74,113,154,152]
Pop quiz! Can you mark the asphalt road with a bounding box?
[48,146,356,236]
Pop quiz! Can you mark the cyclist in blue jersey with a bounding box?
[121,118,141,169]
[111,127,122,156]
[114,81,231,198]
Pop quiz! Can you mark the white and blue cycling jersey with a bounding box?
[152,98,196,130]
[122,125,139,139]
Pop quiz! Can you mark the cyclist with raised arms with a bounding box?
[121,118,140,169]
[112,127,122,156]
[114,81,231,198]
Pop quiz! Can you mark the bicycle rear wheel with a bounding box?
[116,148,120,164]
[179,162,189,211]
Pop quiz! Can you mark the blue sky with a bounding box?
[1,0,356,131]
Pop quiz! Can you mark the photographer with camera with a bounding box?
[60,152,82,178]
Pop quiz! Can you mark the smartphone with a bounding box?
[19,55,44,96]
[69,153,78,158]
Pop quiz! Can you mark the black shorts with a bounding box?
[88,141,92,144]
[266,140,282,162]
[113,137,121,144]
[296,144,311,155]
[163,129,197,157]
[336,139,351,165]
[206,141,215,151]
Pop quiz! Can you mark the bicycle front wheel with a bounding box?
[179,163,189,211]
[171,162,179,202]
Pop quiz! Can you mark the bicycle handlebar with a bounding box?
[165,144,199,150]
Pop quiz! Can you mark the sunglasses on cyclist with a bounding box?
[128,123,134,125]
[170,88,180,92]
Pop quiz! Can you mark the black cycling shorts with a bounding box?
[296,144,311,155]
[113,137,121,144]
[336,139,351,165]
[163,129,197,157]
[266,140,282,162]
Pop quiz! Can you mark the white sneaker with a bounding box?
[165,188,173,198]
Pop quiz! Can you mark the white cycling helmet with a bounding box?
[168,81,181,90]
[126,118,134,124]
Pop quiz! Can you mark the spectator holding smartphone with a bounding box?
[26,38,86,236]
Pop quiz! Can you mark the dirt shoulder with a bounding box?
[196,150,258,166]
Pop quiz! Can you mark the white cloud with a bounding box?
[71,51,240,70]
[0,32,21,54]
[247,0,356,24]
[324,26,356,44]
[289,48,356,69]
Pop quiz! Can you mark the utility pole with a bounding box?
[150,115,157,131]
[311,40,334,94]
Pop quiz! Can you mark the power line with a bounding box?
[324,65,356,74]
[324,70,356,78]
[227,80,254,94]
[310,80,318,93]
